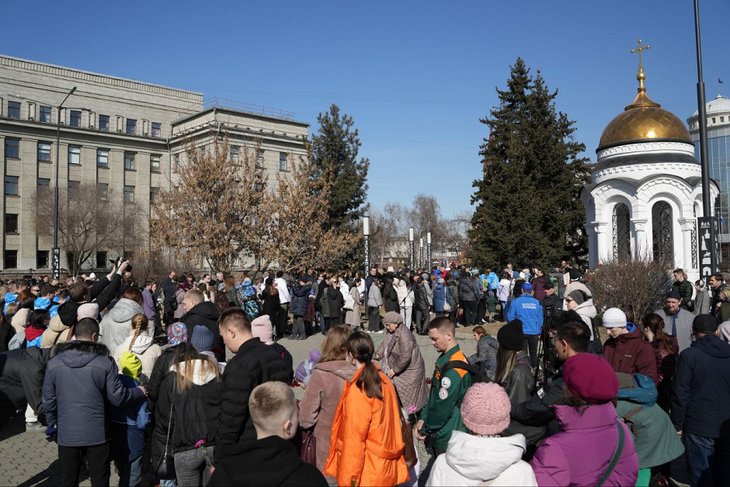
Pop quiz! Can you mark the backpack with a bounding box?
[243,299,261,321]
[439,360,492,386]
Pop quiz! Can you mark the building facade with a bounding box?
[687,94,730,242]
[0,55,307,272]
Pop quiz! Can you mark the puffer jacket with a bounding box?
[42,340,144,447]
[530,403,639,486]
[298,360,357,471]
[383,281,399,313]
[414,282,429,311]
[574,298,597,338]
[324,366,409,487]
[168,358,222,452]
[602,328,658,384]
[395,280,412,308]
[459,278,482,303]
[0,347,51,419]
[215,337,292,462]
[468,334,499,381]
[433,283,446,313]
[290,283,311,317]
[99,299,145,352]
[426,432,537,486]
[367,283,383,308]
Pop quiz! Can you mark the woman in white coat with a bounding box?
[396,276,413,331]
[427,382,537,486]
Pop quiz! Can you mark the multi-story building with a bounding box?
[0,54,308,272]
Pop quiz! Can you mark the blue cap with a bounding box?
[522,282,534,293]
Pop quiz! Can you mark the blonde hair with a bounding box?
[129,313,148,352]
[249,382,296,432]
[172,343,221,392]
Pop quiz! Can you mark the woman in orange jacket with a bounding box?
[324,331,409,487]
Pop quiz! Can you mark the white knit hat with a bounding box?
[602,307,627,328]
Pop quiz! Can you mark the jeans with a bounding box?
[116,455,142,487]
[58,441,111,487]
[685,433,730,486]
[292,315,305,338]
[174,446,214,487]
[414,308,430,334]
[523,335,540,368]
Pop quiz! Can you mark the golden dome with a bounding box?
[598,68,691,150]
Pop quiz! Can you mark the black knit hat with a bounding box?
[497,320,524,351]
[693,314,719,334]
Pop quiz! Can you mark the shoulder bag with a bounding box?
[155,395,176,480]
[596,419,626,487]
[300,428,317,466]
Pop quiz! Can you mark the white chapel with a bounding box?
[582,46,719,280]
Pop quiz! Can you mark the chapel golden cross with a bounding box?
[630,39,650,71]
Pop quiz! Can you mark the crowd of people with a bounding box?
[0,260,729,486]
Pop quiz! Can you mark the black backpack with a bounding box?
[439,360,492,385]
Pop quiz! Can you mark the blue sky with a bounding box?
[1,0,728,218]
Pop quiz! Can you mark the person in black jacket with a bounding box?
[161,271,178,326]
[511,316,591,435]
[214,308,291,465]
[671,314,730,486]
[0,347,51,430]
[209,381,326,487]
[42,318,146,487]
[383,276,400,313]
[180,289,223,361]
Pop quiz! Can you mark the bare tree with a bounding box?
[370,202,408,266]
[36,183,142,276]
[151,138,269,272]
[264,160,356,272]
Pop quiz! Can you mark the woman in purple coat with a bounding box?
[530,353,639,486]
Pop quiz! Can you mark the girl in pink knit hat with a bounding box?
[426,382,537,486]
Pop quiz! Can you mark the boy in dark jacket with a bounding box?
[671,314,730,486]
[209,381,326,487]
[42,318,146,487]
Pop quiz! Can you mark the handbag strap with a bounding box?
[597,419,625,486]
[157,380,176,471]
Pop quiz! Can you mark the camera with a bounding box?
[109,258,133,273]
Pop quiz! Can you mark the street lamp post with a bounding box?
[693,0,718,279]
[363,212,370,276]
[53,86,77,280]
[426,232,432,270]
[408,227,414,269]
[419,237,424,269]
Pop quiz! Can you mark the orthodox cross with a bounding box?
[630,39,651,71]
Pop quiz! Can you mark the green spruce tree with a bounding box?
[469,58,590,268]
[308,104,369,229]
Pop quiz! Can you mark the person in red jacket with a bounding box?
[601,307,658,384]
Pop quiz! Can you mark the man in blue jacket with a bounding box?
[506,282,543,367]
[43,318,146,487]
[671,314,730,486]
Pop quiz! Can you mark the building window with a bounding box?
[124,185,135,203]
[39,106,52,123]
[151,122,161,138]
[126,118,137,135]
[96,251,107,268]
[68,180,80,197]
[38,142,51,162]
[124,152,135,171]
[150,187,159,203]
[5,176,18,196]
[68,145,81,165]
[230,146,240,163]
[5,138,20,159]
[5,214,18,234]
[151,154,161,172]
[279,152,288,171]
[37,250,49,269]
[7,101,20,119]
[722,116,726,123]
[99,114,110,131]
[97,148,109,168]
[4,250,17,269]
[69,110,81,127]
[37,177,50,188]
[97,183,108,200]
[256,150,264,168]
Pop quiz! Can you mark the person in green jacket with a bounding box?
[615,372,684,487]
[416,317,472,456]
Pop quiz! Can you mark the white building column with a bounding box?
[678,218,694,273]
[592,221,610,264]
[632,219,648,260]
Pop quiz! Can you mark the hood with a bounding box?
[443,432,526,481]
[125,333,155,355]
[553,403,616,431]
[53,340,110,368]
[109,298,143,323]
[575,298,597,318]
[170,358,218,386]
[314,359,357,381]
[230,436,300,485]
[187,301,220,321]
[396,279,407,289]
[693,334,730,358]
[34,297,52,310]
[616,327,643,342]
